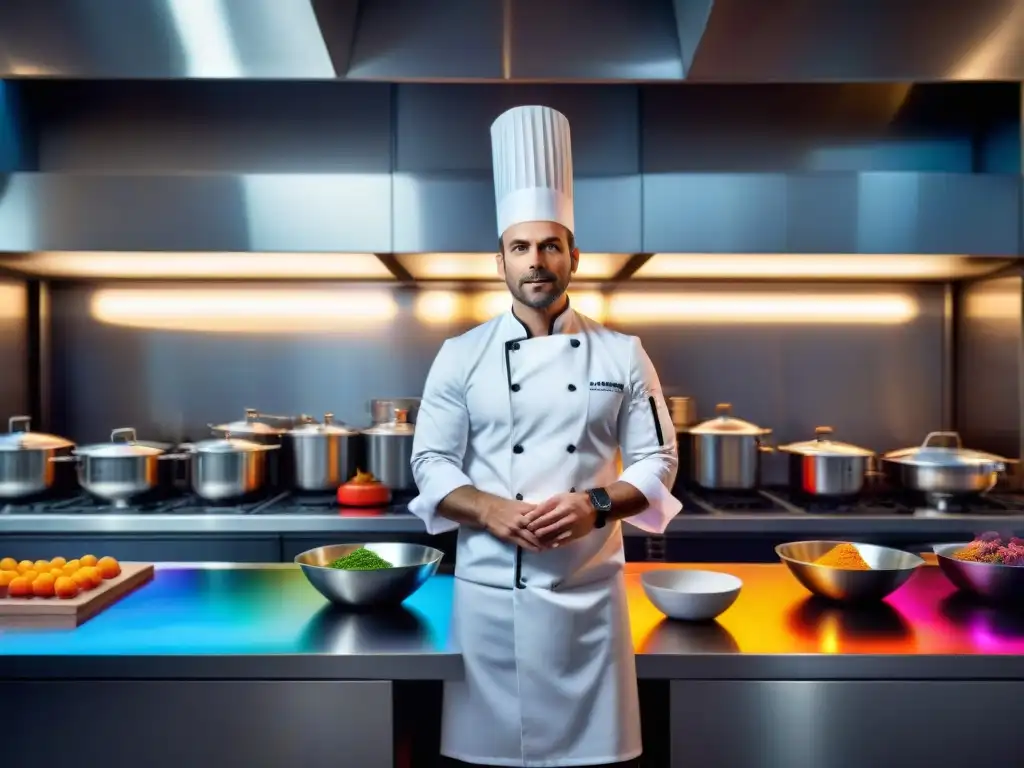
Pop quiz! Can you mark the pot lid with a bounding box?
[883,431,1007,468]
[185,435,273,454]
[363,408,415,436]
[0,415,74,452]
[779,427,874,458]
[690,403,770,436]
[210,408,285,436]
[76,428,167,457]
[288,413,359,436]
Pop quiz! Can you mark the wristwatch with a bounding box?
[587,487,612,529]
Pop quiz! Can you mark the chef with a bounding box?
[409,104,681,768]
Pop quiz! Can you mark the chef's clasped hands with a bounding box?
[483,492,596,552]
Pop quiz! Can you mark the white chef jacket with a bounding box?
[409,304,680,767]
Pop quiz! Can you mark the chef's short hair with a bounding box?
[498,227,576,255]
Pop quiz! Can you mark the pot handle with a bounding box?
[49,455,79,464]
[8,415,31,433]
[158,452,191,461]
[111,427,137,443]
[921,431,962,449]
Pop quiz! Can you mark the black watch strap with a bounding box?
[587,487,612,528]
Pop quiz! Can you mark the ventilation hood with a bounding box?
[0,171,1018,257]
[1,0,1021,82]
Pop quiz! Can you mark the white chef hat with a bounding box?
[490,105,574,237]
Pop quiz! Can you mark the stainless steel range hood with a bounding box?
[0,171,1018,257]
[4,0,1020,82]
[0,0,337,79]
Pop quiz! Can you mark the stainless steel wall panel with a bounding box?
[48,281,943,469]
[0,0,336,79]
[508,0,684,81]
[0,81,32,172]
[0,173,393,253]
[392,172,642,253]
[30,81,392,174]
[643,174,788,253]
[394,85,640,174]
[347,0,504,80]
[957,273,1024,461]
[641,83,979,173]
[642,172,1022,255]
[392,172,496,253]
[49,283,451,443]
[0,279,28,422]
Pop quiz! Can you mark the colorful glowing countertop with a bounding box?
[2,562,1024,681]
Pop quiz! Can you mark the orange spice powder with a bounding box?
[813,543,871,570]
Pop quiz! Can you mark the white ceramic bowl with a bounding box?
[641,569,743,622]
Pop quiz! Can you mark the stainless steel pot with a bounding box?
[690,403,773,490]
[778,426,876,497]
[0,415,75,498]
[364,408,415,491]
[53,428,182,508]
[370,398,420,426]
[881,431,1009,498]
[668,397,697,494]
[286,413,363,491]
[180,434,279,501]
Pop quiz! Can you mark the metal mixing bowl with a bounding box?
[776,540,924,603]
[295,543,443,609]
[933,543,1024,604]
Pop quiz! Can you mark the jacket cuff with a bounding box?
[617,464,683,534]
[407,462,472,534]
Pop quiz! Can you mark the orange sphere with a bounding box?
[96,557,121,580]
[7,576,32,597]
[54,576,79,599]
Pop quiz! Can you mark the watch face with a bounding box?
[589,488,611,511]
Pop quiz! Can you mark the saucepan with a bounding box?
[51,428,184,508]
[778,426,877,497]
[176,433,280,501]
[689,403,773,490]
[881,431,1011,503]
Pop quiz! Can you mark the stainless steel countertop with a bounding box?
[3,563,1024,682]
[0,511,1019,536]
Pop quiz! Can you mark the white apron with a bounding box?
[410,305,680,767]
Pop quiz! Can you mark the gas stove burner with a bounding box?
[683,489,784,514]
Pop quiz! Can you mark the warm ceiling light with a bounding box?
[0,283,26,320]
[90,287,398,333]
[634,254,1002,281]
[607,292,918,325]
[6,252,394,279]
[396,253,630,281]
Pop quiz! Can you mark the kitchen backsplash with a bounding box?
[47,280,947,463]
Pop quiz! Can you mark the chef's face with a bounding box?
[497,221,579,310]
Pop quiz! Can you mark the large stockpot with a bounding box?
[690,404,772,490]
[286,413,363,492]
[53,428,181,508]
[179,435,279,501]
[364,408,415,492]
[778,426,876,497]
[0,415,75,498]
[881,431,1009,497]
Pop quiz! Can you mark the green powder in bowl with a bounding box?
[328,547,394,571]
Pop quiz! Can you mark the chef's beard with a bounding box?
[508,268,569,310]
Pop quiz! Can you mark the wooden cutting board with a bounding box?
[0,563,154,629]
